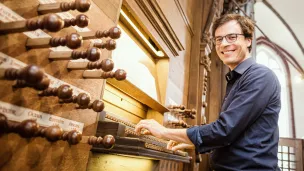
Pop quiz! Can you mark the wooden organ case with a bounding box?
[0,0,223,170]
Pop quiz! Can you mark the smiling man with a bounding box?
[135,14,281,170]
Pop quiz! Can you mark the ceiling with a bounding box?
[254,0,304,74]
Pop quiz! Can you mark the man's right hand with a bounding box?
[167,140,195,151]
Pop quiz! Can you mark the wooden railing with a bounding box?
[279,138,304,171]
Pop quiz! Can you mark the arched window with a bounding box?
[256,45,292,138]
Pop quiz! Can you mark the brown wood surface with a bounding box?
[207,50,224,123]
[0,0,122,170]
[106,78,169,114]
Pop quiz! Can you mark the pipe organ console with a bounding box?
[0,0,196,170]
[91,112,191,163]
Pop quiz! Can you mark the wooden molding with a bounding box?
[106,78,169,114]
[199,0,223,71]
[173,0,194,36]
[92,0,123,24]
[201,0,223,39]
[200,54,211,72]
[133,0,185,56]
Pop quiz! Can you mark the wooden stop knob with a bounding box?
[57,84,73,99]
[101,58,114,72]
[21,65,44,85]
[18,120,39,138]
[75,0,91,12]
[62,130,82,145]
[114,69,127,81]
[66,33,83,49]
[76,14,89,28]
[25,14,64,32]
[86,47,101,62]
[64,14,89,28]
[105,39,116,50]
[76,93,90,107]
[43,14,65,32]
[71,47,100,62]
[109,27,121,39]
[91,100,104,112]
[87,136,103,145]
[102,135,115,149]
[44,125,63,142]
[86,58,114,71]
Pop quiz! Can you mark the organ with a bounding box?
[0,0,216,170]
[92,112,191,163]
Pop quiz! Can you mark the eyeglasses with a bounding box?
[213,33,245,45]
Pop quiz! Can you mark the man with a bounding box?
[135,14,281,170]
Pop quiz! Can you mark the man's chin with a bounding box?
[223,60,233,65]
[223,60,236,68]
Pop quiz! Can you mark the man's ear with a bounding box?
[246,38,252,48]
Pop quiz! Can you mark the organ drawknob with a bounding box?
[49,47,101,62]
[38,0,91,14]
[0,14,89,34]
[39,84,73,99]
[26,33,83,49]
[0,65,44,85]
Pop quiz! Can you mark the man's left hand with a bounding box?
[134,119,166,139]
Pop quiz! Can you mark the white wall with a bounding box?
[289,65,304,138]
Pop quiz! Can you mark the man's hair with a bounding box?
[211,14,255,51]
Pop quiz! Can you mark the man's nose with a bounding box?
[221,37,230,46]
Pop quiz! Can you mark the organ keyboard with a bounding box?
[91,112,192,163]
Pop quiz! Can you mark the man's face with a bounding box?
[214,20,252,70]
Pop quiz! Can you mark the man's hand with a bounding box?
[167,140,195,151]
[135,119,194,145]
[134,119,167,139]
